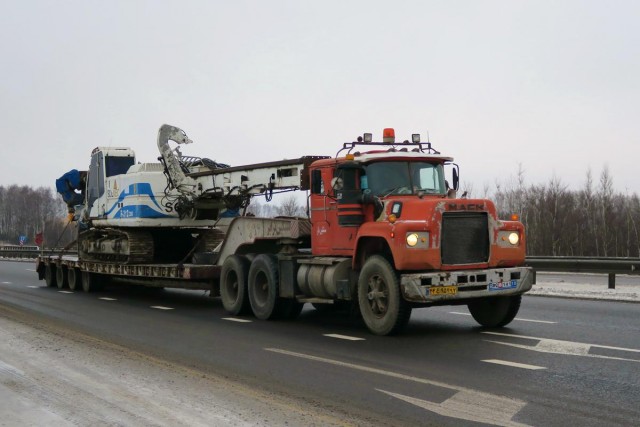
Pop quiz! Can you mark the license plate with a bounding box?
[429,286,458,296]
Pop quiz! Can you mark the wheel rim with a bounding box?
[366,274,389,318]
[253,271,269,306]
[225,271,239,303]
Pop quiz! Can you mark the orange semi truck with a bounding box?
[37,126,533,335]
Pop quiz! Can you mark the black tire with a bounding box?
[81,271,104,293]
[68,268,81,291]
[468,295,522,327]
[248,254,281,320]
[357,255,412,336]
[56,266,68,289]
[44,264,56,287]
[220,255,251,316]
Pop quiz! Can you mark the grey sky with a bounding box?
[2,1,638,195]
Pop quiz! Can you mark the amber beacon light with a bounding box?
[383,128,395,143]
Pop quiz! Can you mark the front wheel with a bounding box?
[357,255,412,335]
[467,295,522,327]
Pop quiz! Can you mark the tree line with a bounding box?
[0,185,72,248]
[477,166,640,257]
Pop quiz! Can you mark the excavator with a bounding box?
[55,124,325,264]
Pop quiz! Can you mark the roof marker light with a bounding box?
[363,133,373,143]
[412,134,420,143]
[383,128,395,144]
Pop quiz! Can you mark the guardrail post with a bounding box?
[608,273,616,289]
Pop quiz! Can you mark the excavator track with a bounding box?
[79,229,154,264]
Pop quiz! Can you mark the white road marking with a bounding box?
[151,306,174,310]
[483,331,640,362]
[1,281,11,284]
[25,269,36,272]
[265,348,528,426]
[323,334,365,341]
[482,359,547,370]
[27,286,39,288]
[58,291,74,294]
[449,311,557,324]
[222,317,252,323]
[99,297,118,301]
[377,389,529,427]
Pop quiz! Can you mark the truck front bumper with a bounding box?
[400,267,534,304]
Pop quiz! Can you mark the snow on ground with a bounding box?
[0,308,355,427]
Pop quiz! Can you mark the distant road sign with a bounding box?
[19,235,27,246]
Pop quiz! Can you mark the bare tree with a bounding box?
[276,194,305,217]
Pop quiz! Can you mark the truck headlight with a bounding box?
[508,232,519,245]
[406,233,419,247]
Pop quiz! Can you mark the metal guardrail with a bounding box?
[0,248,77,259]
[525,256,640,289]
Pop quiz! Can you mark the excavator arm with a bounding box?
[157,124,199,196]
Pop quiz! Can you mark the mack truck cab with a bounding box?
[305,129,533,335]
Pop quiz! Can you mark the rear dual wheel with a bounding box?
[247,254,303,320]
[220,255,251,316]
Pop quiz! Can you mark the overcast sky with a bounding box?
[1,1,638,196]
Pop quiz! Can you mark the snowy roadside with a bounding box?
[0,305,357,427]
[530,272,640,302]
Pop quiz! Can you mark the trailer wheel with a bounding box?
[468,295,521,327]
[248,254,282,320]
[220,255,251,316]
[55,265,68,289]
[68,268,81,291]
[81,271,104,293]
[358,255,412,336]
[44,264,56,287]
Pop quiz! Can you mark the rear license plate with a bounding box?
[429,286,458,296]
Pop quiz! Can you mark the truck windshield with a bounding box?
[362,161,446,196]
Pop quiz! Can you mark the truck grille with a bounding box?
[441,212,489,265]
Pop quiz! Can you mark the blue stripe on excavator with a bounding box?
[112,205,172,219]
[105,183,164,216]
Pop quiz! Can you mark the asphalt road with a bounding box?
[1,261,639,426]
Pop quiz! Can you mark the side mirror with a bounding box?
[452,167,459,190]
[311,169,322,194]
